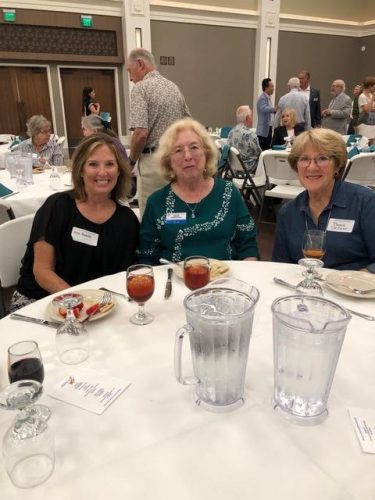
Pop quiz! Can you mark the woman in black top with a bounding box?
[272,108,305,146]
[82,87,100,116]
[11,134,139,311]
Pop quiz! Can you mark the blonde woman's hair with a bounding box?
[280,108,297,128]
[288,128,347,177]
[156,118,218,182]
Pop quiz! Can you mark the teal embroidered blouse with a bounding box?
[137,178,259,264]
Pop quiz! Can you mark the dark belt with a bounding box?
[142,147,156,154]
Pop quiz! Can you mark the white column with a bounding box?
[121,0,152,136]
[253,0,280,119]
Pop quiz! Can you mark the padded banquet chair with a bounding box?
[257,152,304,227]
[0,213,34,318]
[343,152,375,188]
[223,147,264,212]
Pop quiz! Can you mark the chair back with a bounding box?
[263,153,301,186]
[0,214,34,289]
[220,127,232,139]
[343,153,375,187]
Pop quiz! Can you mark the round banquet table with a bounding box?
[0,261,374,500]
[0,169,72,218]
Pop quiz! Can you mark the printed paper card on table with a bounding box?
[348,407,375,454]
[48,368,131,415]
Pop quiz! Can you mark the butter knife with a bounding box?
[10,313,60,328]
[164,268,173,299]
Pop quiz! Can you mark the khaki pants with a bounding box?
[138,153,168,217]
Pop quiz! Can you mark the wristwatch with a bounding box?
[129,158,137,166]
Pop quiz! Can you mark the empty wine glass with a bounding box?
[296,258,324,296]
[126,264,155,325]
[15,167,26,190]
[54,293,89,364]
[0,380,55,488]
[8,340,51,422]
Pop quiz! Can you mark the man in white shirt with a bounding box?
[274,77,311,130]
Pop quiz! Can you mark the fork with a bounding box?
[82,291,112,323]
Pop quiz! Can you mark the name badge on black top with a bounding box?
[165,212,187,224]
[71,227,99,246]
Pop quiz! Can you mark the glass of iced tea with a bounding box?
[302,229,326,260]
[126,264,155,325]
[183,256,210,291]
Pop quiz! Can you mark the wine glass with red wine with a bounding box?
[126,264,155,325]
[7,340,50,421]
[183,256,210,290]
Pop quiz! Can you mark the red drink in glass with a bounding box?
[183,256,210,290]
[127,275,154,303]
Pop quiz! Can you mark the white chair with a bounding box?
[0,213,34,317]
[257,152,305,226]
[226,147,264,211]
[343,152,375,187]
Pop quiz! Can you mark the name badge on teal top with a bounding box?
[165,212,187,224]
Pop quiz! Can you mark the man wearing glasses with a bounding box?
[322,80,352,134]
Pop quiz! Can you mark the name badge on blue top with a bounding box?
[165,212,187,224]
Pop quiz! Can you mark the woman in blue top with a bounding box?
[138,118,259,264]
[272,128,375,270]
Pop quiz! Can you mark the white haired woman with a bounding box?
[137,118,259,264]
[14,114,64,166]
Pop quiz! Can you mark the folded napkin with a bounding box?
[348,147,360,159]
[272,145,286,150]
[0,183,13,199]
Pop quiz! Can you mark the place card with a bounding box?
[348,407,375,453]
[48,368,131,415]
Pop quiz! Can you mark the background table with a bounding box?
[0,261,374,499]
[0,170,72,217]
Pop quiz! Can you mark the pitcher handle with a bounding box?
[174,325,199,385]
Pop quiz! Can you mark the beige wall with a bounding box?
[153,0,258,10]
[280,0,369,22]
[151,20,256,127]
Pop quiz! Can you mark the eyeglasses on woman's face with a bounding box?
[170,143,203,159]
[297,154,335,168]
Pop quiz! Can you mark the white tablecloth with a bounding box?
[0,143,12,169]
[0,170,72,217]
[0,261,374,499]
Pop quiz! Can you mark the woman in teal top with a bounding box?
[138,118,259,264]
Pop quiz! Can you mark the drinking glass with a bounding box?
[15,167,26,190]
[302,229,326,260]
[183,256,210,290]
[8,340,50,422]
[126,264,155,325]
[0,380,55,488]
[296,258,324,296]
[55,293,89,364]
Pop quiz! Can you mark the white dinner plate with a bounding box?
[174,259,230,281]
[325,271,375,299]
[47,289,117,322]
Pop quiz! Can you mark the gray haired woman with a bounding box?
[14,115,64,166]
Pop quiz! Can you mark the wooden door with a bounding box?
[0,67,52,136]
[60,68,118,148]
